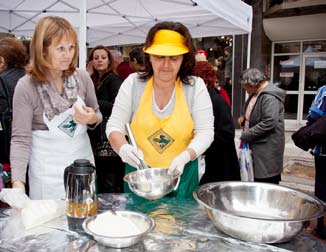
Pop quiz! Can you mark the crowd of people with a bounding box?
[0,15,324,238]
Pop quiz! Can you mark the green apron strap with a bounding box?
[124,164,137,193]
[172,159,198,198]
[124,159,199,199]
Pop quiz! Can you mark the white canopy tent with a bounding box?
[0,0,252,68]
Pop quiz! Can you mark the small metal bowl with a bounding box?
[124,168,180,200]
[194,182,325,244]
[82,210,155,248]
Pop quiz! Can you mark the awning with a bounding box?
[263,13,326,41]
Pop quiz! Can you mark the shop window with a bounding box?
[283,94,298,120]
[273,55,300,91]
[274,42,300,54]
[303,40,326,53]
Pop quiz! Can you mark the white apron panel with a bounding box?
[29,97,94,200]
[42,96,87,139]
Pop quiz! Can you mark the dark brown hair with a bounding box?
[140,21,195,84]
[129,47,144,65]
[87,45,114,86]
[26,16,79,83]
[0,37,27,69]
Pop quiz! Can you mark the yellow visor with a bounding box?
[143,29,189,56]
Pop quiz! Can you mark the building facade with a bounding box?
[239,0,326,130]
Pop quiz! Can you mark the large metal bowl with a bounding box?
[193,182,325,244]
[82,210,155,248]
[124,168,180,200]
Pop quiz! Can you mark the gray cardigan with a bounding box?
[10,69,102,183]
[241,83,286,178]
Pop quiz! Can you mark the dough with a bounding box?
[21,200,66,230]
[88,211,141,237]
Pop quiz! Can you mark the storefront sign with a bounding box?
[314,61,326,69]
[280,72,294,77]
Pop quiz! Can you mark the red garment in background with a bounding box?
[217,86,231,106]
[1,164,10,172]
[117,61,132,80]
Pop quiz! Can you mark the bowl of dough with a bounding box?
[124,168,181,200]
[82,210,155,248]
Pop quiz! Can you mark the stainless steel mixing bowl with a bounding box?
[124,168,180,200]
[193,182,325,244]
[82,210,155,248]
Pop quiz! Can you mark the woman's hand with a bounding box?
[238,116,245,129]
[12,180,26,193]
[73,104,98,125]
[118,144,144,168]
[86,60,94,76]
[168,151,191,175]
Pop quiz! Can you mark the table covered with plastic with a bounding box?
[0,193,325,252]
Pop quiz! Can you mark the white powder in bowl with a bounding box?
[88,211,142,237]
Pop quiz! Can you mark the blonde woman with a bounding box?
[10,16,102,200]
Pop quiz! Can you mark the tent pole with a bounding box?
[79,0,87,69]
[245,32,252,100]
[246,32,251,69]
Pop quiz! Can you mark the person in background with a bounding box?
[128,47,145,73]
[110,49,132,80]
[194,49,208,63]
[215,81,231,106]
[0,37,27,183]
[195,49,231,106]
[237,68,285,184]
[223,46,232,84]
[10,16,102,200]
[193,60,240,184]
[305,75,326,239]
[107,21,214,198]
[223,46,233,100]
[87,45,125,193]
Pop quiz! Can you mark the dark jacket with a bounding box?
[292,116,326,152]
[308,85,326,155]
[0,68,25,112]
[0,67,25,164]
[88,71,122,150]
[241,83,286,179]
[200,87,240,184]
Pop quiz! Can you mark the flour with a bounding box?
[88,211,142,237]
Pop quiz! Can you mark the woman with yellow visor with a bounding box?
[106,21,214,198]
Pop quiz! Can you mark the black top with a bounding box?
[96,71,123,118]
[0,68,25,112]
[88,71,123,151]
[200,87,240,184]
[0,67,25,164]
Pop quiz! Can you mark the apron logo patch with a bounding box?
[148,129,174,153]
[58,114,77,137]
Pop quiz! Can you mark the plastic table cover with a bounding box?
[0,193,325,252]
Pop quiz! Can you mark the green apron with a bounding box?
[124,159,198,199]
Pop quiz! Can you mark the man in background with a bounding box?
[110,49,132,80]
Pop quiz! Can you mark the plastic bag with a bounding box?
[0,188,65,230]
[0,188,30,209]
[198,155,206,182]
[238,142,254,181]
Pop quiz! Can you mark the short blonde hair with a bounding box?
[26,16,79,83]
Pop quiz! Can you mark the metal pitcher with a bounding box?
[64,159,98,230]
